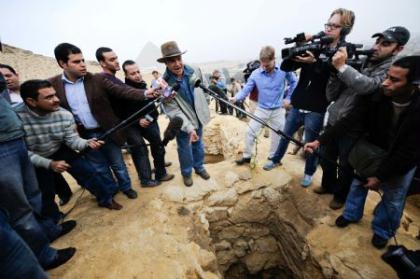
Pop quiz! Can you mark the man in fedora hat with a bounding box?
[158,41,210,187]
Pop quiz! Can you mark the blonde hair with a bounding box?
[259,46,275,61]
[330,8,355,35]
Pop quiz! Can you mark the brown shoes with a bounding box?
[183,175,193,187]
[158,173,175,182]
[100,199,123,210]
[195,169,210,180]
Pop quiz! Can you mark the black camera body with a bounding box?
[382,245,420,279]
[281,36,333,60]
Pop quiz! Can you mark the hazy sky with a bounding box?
[1,0,419,63]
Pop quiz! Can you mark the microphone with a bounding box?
[162,116,183,146]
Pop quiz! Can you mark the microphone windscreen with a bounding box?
[162,116,183,146]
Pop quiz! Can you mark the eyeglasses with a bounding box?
[324,23,342,30]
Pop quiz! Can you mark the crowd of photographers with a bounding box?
[1,6,420,277]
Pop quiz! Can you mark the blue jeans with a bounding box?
[0,210,48,278]
[83,130,132,192]
[0,138,57,267]
[176,128,205,177]
[36,146,115,219]
[271,108,325,176]
[343,168,416,240]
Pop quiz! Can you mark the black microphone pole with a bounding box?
[97,95,164,141]
[197,82,368,181]
[198,83,304,147]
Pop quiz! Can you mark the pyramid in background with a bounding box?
[135,41,162,71]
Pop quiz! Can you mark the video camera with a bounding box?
[324,41,374,71]
[281,31,334,60]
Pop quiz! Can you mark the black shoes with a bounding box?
[183,175,193,187]
[372,234,388,249]
[235,157,251,165]
[141,179,161,188]
[195,169,210,180]
[335,215,356,228]
[44,247,77,270]
[123,189,138,199]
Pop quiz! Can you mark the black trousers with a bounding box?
[125,121,167,182]
[320,130,357,203]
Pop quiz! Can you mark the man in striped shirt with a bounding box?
[15,79,123,219]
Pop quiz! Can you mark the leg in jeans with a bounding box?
[141,122,167,180]
[334,135,358,203]
[50,145,116,206]
[0,210,48,279]
[35,167,61,223]
[271,108,303,164]
[192,127,205,173]
[84,130,131,192]
[101,139,132,192]
[243,107,269,158]
[319,133,339,193]
[0,139,57,267]
[372,168,416,240]
[267,108,285,159]
[342,179,368,222]
[302,112,325,176]
[176,131,194,177]
[125,126,152,183]
[54,173,72,202]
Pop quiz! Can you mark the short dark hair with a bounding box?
[54,43,82,65]
[95,47,113,62]
[20,79,53,102]
[0,64,17,75]
[392,56,420,84]
[152,70,158,75]
[122,60,136,74]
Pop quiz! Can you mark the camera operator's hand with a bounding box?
[189,130,199,143]
[304,140,320,154]
[87,138,104,150]
[145,87,160,99]
[332,47,348,70]
[50,160,70,173]
[293,51,316,64]
[139,118,151,128]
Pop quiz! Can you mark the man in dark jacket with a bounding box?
[318,26,410,210]
[121,60,174,185]
[305,56,420,249]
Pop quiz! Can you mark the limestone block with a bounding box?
[207,188,238,207]
[224,171,240,187]
[205,207,229,223]
[215,240,232,251]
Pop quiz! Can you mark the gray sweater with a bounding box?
[326,56,393,126]
[14,104,88,169]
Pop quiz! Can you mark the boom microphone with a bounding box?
[162,116,183,146]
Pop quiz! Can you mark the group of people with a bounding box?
[233,8,420,251]
[0,40,211,276]
[1,6,420,276]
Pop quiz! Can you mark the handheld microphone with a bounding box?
[162,116,183,146]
